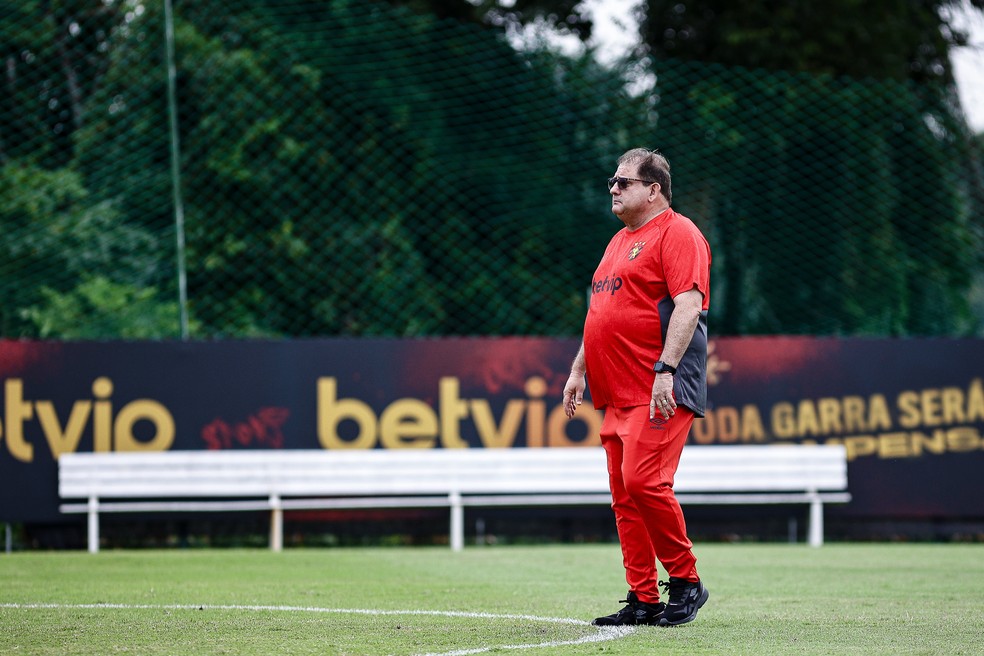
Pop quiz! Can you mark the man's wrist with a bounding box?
[653,361,677,375]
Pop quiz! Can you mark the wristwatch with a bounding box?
[653,361,677,375]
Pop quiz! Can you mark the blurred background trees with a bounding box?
[1,0,982,338]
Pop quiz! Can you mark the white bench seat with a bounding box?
[59,445,850,553]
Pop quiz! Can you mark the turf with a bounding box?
[1,543,982,655]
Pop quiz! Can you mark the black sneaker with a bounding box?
[591,591,666,626]
[658,578,709,626]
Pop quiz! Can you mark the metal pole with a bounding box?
[449,492,463,552]
[88,497,100,554]
[4,523,11,553]
[808,493,824,547]
[269,495,283,553]
[164,0,189,340]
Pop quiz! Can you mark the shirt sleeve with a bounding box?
[661,220,711,310]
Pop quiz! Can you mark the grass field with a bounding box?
[1,543,982,655]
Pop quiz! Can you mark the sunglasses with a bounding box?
[608,176,655,190]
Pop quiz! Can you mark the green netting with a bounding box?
[2,0,983,339]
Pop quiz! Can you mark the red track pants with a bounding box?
[600,404,699,604]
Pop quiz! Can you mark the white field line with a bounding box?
[0,603,636,655]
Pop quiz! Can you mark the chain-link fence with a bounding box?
[3,0,983,339]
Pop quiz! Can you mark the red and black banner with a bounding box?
[1,337,981,522]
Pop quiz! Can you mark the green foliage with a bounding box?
[635,0,984,333]
[22,276,190,339]
[385,0,593,40]
[65,0,649,336]
[0,161,169,337]
[0,0,981,339]
[640,0,984,83]
[656,61,981,334]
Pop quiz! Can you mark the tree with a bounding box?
[638,0,984,84]
[0,161,171,337]
[68,0,654,337]
[385,0,593,39]
[7,0,979,339]
[0,1,127,168]
[634,0,984,335]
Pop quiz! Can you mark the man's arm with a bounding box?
[651,288,703,419]
[563,341,586,418]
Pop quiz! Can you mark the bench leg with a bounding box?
[808,495,823,547]
[449,492,463,552]
[269,495,283,553]
[87,496,99,554]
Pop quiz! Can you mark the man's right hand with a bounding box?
[563,372,585,418]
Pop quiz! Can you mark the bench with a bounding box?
[58,445,850,553]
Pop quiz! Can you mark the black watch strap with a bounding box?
[653,361,677,375]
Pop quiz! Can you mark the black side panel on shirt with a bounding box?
[657,295,708,417]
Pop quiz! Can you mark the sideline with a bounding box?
[0,602,636,655]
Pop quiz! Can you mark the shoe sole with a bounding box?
[591,618,662,627]
[658,584,709,627]
[592,613,665,627]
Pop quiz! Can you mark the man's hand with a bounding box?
[650,373,676,419]
[563,371,585,418]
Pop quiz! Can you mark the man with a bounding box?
[563,148,711,627]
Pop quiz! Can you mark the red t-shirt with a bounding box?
[582,208,711,412]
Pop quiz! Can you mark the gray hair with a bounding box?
[618,148,672,204]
